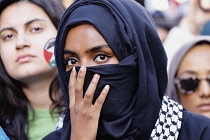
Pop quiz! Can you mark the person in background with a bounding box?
[43,0,210,139]
[0,0,65,140]
[163,0,210,70]
[152,11,172,43]
[155,20,171,43]
[166,36,210,118]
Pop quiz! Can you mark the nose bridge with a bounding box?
[80,58,92,67]
[198,79,210,97]
[16,30,30,49]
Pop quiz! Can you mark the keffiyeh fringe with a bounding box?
[150,96,183,139]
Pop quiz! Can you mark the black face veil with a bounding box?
[55,0,168,139]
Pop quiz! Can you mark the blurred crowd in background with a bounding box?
[1,0,210,139]
[62,0,210,42]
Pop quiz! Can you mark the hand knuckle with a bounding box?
[85,92,92,99]
[96,99,103,105]
[75,87,82,93]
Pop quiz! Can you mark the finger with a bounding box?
[93,85,110,113]
[83,74,100,108]
[69,67,76,109]
[75,66,86,103]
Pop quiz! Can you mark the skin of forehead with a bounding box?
[177,44,210,76]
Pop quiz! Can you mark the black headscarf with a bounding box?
[54,0,167,139]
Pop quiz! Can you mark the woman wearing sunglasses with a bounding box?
[166,36,210,118]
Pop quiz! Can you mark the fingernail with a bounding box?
[80,66,86,71]
[94,74,100,79]
[71,67,76,76]
[105,85,110,91]
[73,66,76,71]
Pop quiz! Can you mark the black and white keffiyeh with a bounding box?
[55,111,65,130]
[150,96,183,139]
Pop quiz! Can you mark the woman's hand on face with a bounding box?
[69,66,110,140]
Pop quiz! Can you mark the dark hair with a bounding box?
[194,40,210,46]
[0,0,66,140]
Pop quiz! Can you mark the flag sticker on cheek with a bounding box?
[44,38,56,67]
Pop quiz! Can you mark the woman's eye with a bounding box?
[94,54,111,63]
[31,27,42,32]
[66,58,78,66]
[3,34,14,40]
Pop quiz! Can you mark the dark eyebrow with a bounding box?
[24,18,45,26]
[85,45,109,53]
[0,18,45,35]
[179,70,197,76]
[64,50,77,55]
[64,45,110,55]
[0,27,14,35]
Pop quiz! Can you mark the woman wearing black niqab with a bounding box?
[43,0,210,139]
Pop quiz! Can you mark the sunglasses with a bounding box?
[175,76,210,94]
